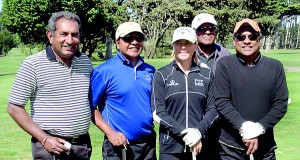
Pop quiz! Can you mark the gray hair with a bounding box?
[48,11,81,33]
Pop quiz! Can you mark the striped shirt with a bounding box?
[9,44,92,137]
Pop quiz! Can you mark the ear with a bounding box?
[115,39,120,50]
[46,31,53,44]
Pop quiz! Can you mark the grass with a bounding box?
[0,48,299,159]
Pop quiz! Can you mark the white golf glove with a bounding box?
[181,128,202,147]
[152,110,161,123]
[240,121,265,139]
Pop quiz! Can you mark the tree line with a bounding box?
[0,0,300,58]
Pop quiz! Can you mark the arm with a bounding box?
[7,103,48,145]
[91,108,128,146]
[8,103,68,154]
[214,61,245,130]
[89,68,128,147]
[258,63,288,130]
[197,75,218,136]
[152,71,185,136]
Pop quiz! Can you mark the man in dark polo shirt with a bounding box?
[7,11,93,159]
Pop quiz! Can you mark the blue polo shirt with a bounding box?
[90,51,155,141]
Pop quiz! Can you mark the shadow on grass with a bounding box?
[0,73,16,76]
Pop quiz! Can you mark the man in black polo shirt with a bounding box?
[7,11,92,159]
[214,18,288,160]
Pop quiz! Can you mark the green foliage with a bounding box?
[205,0,250,46]
[1,0,49,44]
[0,29,18,56]
[125,0,193,59]
[0,0,127,57]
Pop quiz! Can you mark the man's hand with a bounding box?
[243,138,258,155]
[181,128,202,147]
[106,131,129,147]
[240,121,265,139]
[43,136,71,154]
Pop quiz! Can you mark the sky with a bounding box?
[0,0,2,11]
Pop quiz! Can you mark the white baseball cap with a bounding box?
[191,13,217,29]
[172,27,197,43]
[115,22,144,40]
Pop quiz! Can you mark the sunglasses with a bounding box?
[121,33,145,43]
[235,34,259,41]
[196,25,217,33]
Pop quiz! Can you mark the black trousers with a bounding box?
[218,143,276,160]
[102,131,156,160]
[31,132,92,160]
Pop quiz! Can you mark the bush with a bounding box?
[0,29,19,56]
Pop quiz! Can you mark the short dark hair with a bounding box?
[48,11,81,33]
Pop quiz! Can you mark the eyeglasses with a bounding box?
[121,33,145,43]
[196,25,217,33]
[235,34,259,41]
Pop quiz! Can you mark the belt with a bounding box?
[54,133,88,144]
[104,131,156,144]
[129,131,156,144]
[32,131,90,145]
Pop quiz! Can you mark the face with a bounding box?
[195,23,217,45]
[116,32,144,61]
[47,18,80,60]
[234,26,260,57]
[173,39,197,63]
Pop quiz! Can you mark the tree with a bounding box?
[125,0,192,59]
[0,29,18,56]
[181,0,251,47]
[0,0,127,57]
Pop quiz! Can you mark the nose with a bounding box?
[66,34,73,44]
[181,44,186,49]
[243,37,251,44]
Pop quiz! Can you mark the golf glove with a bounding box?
[152,110,161,123]
[181,128,202,147]
[240,121,265,139]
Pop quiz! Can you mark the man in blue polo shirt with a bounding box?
[90,22,156,160]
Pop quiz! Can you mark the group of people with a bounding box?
[7,10,288,160]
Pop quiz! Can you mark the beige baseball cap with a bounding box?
[191,13,217,29]
[115,22,144,40]
[172,27,197,43]
[234,18,261,33]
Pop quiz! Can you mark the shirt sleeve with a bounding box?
[214,61,245,130]
[258,62,288,130]
[9,58,37,106]
[151,71,185,135]
[89,68,107,110]
[197,74,218,135]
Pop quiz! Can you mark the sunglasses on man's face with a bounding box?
[196,25,217,33]
[235,34,259,41]
[121,33,145,43]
